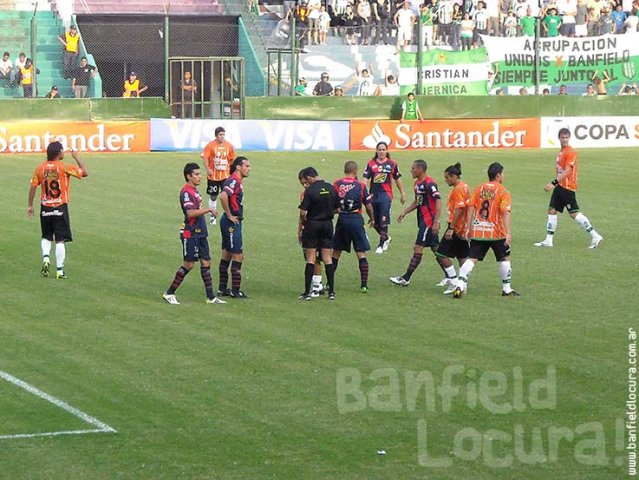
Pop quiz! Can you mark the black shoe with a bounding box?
[230,289,248,299]
[502,290,521,297]
[298,292,312,301]
[217,288,231,297]
[328,292,336,300]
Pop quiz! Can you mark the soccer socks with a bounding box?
[312,274,323,291]
[573,213,599,238]
[443,264,457,280]
[379,228,389,246]
[231,261,242,292]
[304,263,315,295]
[55,242,66,272]
[457,260,475,289]
[218,259,230,291]
[41,238,52,259]
[200,266,214,299]
[325,263,335,293]
[358,257,369,288]
[544,214,557,244]
[167,266,190,294]
[498,261,513,294]
[331,257,339,271]
[403,252,422,280]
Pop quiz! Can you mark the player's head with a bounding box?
[215,126,226,142]
[344,161,358,175]
[444,162,462,186]
[183,162,201,184]
[411,159,427,178]
[230,156,251,177]
[373,141,390,160]
[407,92,415,101]
[487,162,504,181]
[298,166,319,186]
[558,127,571,147]
[46,141,64,161]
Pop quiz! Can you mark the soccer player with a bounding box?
[162,163,226,305]
[217,156,250,299]
[363,141,406,254]
[298,167,339,301]
[389,160,442,286]
[452,162,520,298]
[27,141,88,279]
[201,126,235,226]
[298,180,325,297]
[332,161,375,293]
[534,127,603,249]
[436,162,471,294]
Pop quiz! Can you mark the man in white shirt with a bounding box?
[0,51,15,85]
[356,63,376,96]
[395,1,416,51]
[559,0,577,36]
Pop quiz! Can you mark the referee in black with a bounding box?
[298,167,339,301]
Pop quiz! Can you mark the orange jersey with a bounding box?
[468,181,511,240]
[31,160,84,208]
[202,140,235,181]
[556,146,578,191]
[447,181,470,236]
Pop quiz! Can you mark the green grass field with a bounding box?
[0,148,636,479]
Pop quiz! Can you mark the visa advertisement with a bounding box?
[150,119,351,152]
[350,119,541,150]
[541,117,639,149]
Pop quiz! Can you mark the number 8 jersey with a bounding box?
[31,160,84,208]
[468,180,511,240]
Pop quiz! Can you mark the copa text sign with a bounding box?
[541,117,639,148]
[150,119,350,152]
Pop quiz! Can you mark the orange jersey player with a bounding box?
[534,127,603,249]
[200,126,236,225]
[435,162,471,294]
[452,162,520,298]
[27,141,88,279]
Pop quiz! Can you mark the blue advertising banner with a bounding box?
[150,119,351,152]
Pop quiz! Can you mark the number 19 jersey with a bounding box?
[468,181,511,240]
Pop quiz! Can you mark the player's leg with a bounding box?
[53,206,73,279]
[207,179,219,225]
[230,252,247,299]
[390,236,424,286]
[356,252,369,292]
[320,247,336,299]
[39,211,53,277]
[353,217,371,292]
[312,251,324,296]
[454,240,488,296]
[568,202,603,248]
[218,249,231,296]
[301,247,318,299]
[495,241,519,297]
[164,234,197,304]
[535,189,561,247]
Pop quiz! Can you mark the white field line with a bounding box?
[0,369,117,440]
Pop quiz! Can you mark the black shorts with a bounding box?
[549,186,580,213]
[372,199,391,228]
[302,219,333,250]
[181,233,211,262]
[333,215,370,253]
[40,204,73,242]
[206,179,225,197]
[415,225,439,248]
[469,239,510,262]
[436,231,469,259]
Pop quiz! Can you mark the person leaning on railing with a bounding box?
[123,71,148,98]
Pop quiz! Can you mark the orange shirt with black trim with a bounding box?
[31,160,84,208]
[202,140,235,181]
[468,181,511,240]
[556,146,578,191]
[447,181,470,236]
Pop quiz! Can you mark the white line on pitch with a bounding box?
[0,369,117,439]
[0,428,108,440]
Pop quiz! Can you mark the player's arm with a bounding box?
[461,205,475,240]
[502,210,512,246]
[27,184,37,217]
[365,203,375,227]
[544,164,572,191]
[416,101,424,122]
[446,205,464,239]
[431,197,442,234]
[219,190,239,224]
[71,150,88,177]
[397,200,417,223]
[298,209,308,244]
[400,101,406,122]
[395,177,407,204]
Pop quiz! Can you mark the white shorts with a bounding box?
[575,24,587,36]
[398,26,413,42]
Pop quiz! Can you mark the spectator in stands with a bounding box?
[513,0,528,20]
[519,87,528,95]
[334,85,345,96]
[485,0,500,36]
[612,4,628,32]
[542,88,551,95]
[318,5,331,45]
[356,63,376,95]
[307,0,321,45]
[295,77,310,95]
[503,10,519,36]
[624,8,639,32]
[20,58,39,98]
[395,1,415,51]
[342,4,359,46]
[591,70,610,94]
[45,85,61,98]
[71,56,97,99]
[375,74,400,95]
[451,3,463,48]
[599,4,613,33]
[618,82,638,94]
[473,1,489,46]
[586,0,603,36]
[123,71,148,98]
[460,13,475,49]
[13,52,26,87]
[0,51,15,86]
[575,0,588,35]
[559,0,577,35]
[295,1,311,51]
[374,0,393,45]
[437,0,454,46]
[58,25,80,79]
[499,0,511,35]
[420,3,434,48]
[558,84,568,95]
[179,71,198,117]
[583,83,596,95]
[313,72,334,95]
[543,8,562,36]
[520,7,537,36]
[358,0,373,45]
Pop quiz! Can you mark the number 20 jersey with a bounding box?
[468,181,511,240]
[31,160,84,208]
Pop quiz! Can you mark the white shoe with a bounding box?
[310,289,321,298]
[382,236,392,251]
[389,276,410,286]
[443,285,457,295]
[375,246,384,254]
[589,234,603,249]
[162,293,180,305]
[209,216,217,226]
[206,296,227,304]
[534,240,553,247]
[436,278,455,287]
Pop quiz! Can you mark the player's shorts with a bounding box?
[549,185,580,213]
[333,214,370,253]
[436,231,469,259]
[181,233,210,262]
[415,225,439,248]
[40,204,73,242]
[372,199,391,228]
[469,239,510,262]
[220,214,243,254]
[302,219,333,250]
[206,179,225,198]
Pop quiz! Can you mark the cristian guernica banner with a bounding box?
[481,34,639,88]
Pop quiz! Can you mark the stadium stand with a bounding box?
[72,0,223,15]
